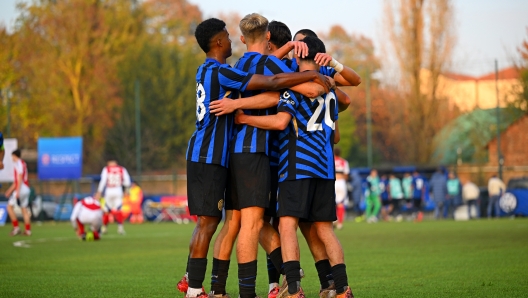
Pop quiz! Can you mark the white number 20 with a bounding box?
[307,93,336,131]
[196,83,206,122]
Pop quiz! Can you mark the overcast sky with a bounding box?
[1,0,527,75]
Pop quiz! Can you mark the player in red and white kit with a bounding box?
[71,196,103,240]
[334,147,350,230]
[94,159,131,235]
[5,149,32,236]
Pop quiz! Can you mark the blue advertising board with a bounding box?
[0,203,8,226]
[38,137,83,180]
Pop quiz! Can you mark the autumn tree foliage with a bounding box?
[383,0,457,164]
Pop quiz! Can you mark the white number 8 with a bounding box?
[307,93,336,131]
[196,83,206,122]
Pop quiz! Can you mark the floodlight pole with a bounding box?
[135,80,142,180]
[366,69,373,168]
[495,59,502,180]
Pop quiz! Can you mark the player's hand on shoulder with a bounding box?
[314,53,333,66]
[209,94,238,116]
[289,41,308,59]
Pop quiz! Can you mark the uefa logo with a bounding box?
[499,192,517,213]
[41,153,51,166]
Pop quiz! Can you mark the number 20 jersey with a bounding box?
[277,90,338,182]
[186,58,253,167]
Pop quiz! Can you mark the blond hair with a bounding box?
[239,13,269,43]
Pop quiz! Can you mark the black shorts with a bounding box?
[278,178,336,222]
[229,153,270,210]
[187,161,227,217]
[381,200,391,207]
[265,166,279,218]
[413,198,422,210]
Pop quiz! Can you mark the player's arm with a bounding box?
[246,70,331,93]
[70,202,82,229]
[15,172,23,198]
[210,91,280,116]
[235,110,292,131]
[122,168,131,195]
[272,41,308,60]
[335,88,351,112]
[314,53,361,86]
[4,182,15,197]
[289,81,326,98]
[334,120,341,144]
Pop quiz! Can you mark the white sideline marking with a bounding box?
[12,232,173,248]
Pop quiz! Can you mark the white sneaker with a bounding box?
[101,225,107,234]
[117,225,126,235]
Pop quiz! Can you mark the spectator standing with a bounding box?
[487,175,506,218]
[429,168,448,219]
[446,172,460,219]
[411,171,426,222]
[350,171,363,217]
[462,179,480,219]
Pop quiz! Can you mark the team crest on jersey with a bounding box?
[218,199,224,211]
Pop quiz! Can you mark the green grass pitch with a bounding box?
[1,219,527,297]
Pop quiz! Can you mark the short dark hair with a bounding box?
[195,18,226,53]
[269,21,292,48]
[295,29,318,39]
[12,149,21,158]
[299,36,325,61]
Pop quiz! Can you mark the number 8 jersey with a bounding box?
[277,89,338,181]
[186,58,254,167]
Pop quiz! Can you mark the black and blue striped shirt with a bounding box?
[231,52,293,156]
[276,89,338,181]
[186,58,253,167]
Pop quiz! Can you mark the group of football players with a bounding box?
[180,13,361,298]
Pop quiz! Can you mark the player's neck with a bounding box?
[206,52,226,64]
[246,40,269,55]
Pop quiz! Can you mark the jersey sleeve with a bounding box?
[70,201,82,227]
[344,161,350,175]
[320,66,337,78]
[97,168,107,193]
[218,65,254,92]
[277,90,298,117]
[14,160,23,175]
[265,56,293,74]
[122,167,131,188]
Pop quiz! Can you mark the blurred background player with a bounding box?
[0,132,5,170]
[334,147,350,230]
[379,174,391,221]
[94,158,131,234]
[388,174,404,221]
[71,196,103,241]
[411,171,426,222]
[5,149,31,236]
[365,169,381,223]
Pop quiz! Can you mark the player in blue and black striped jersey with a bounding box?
[236,36,354,298]
[181,18,333,298]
